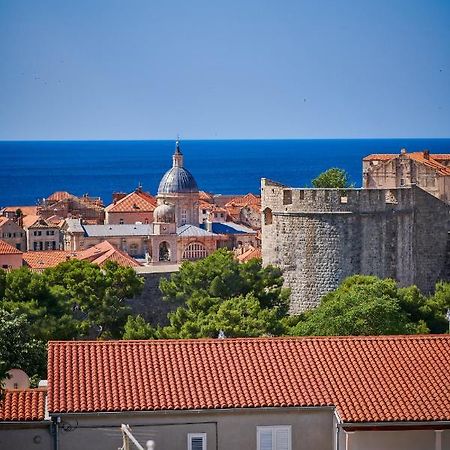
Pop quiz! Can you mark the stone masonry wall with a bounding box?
[127,272,177,327]
[261,178,450,313]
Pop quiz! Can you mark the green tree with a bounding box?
[123,315,155,340]
[291,275,424,336]
[158,249,290,338]
[0,309,46,386]
[311,168,352,188]
[43,259,143,339]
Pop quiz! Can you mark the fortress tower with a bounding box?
[261,178,450,313]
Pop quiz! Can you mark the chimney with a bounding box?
[423,150,430,159]
[400,148,407,155]
[112,192,127,204]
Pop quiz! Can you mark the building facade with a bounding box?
[363,149,450,202]
[22,216,61,251]
[261,178,450,313]
[0,217,26,251]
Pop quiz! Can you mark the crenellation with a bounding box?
[262,178,450,313]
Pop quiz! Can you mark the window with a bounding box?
[182,242,208,260]
[257,426,291,450]
[283,190,292,205]
[181,209,187,225]
[263,208,273,226]
[188,433,206,450]
[159,241,171,261]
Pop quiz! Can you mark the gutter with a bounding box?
[339,420,450,430]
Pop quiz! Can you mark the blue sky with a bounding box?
[0,0,449,140]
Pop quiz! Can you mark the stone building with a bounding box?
[363,149,450,202]
[22,215,61,251]
[104,186,157,225]
[37,191,105,224]
[261,178,450,313]
[0,217,26,251]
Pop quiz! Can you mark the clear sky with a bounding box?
[0,0,449,140]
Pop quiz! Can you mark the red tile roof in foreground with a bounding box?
[47,335,450,423]
[0,239,22,255]
[0,389,47,421]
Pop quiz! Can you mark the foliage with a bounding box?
[311,167,352,189]
[0,309,46,385]
[290,275,449,336]
[157,249,290,338]
[123,315,155,340]
[0,260,144,341]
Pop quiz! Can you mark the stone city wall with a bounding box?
[261,178,450,313]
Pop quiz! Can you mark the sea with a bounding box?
[1,138,450,207]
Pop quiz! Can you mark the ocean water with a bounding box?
[1,138,450,207]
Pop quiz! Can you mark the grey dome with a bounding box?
[153,203,175,223]
[158,166,199,194]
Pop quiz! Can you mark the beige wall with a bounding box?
[106,211,154,225]
[54,407,334,450]
[26,227,61,251]
[0,253,23,269]
[0,220,27,251]
[339,428,450,450]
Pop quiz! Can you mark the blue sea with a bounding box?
[1,139,450,207]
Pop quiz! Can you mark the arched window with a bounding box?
[159,241,171,261]
[182,242,208,261]
[263,207,273,225]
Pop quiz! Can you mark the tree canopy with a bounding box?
[291,275,448,336]
[311,167,352,189]
[133,249,290,339]
[0,259,144,343]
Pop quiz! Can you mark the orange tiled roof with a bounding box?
[23,241,141,270]
[0,389,47,421]
[22,215,55,229]
[0,216,9,226]
[199,191,214,202]
[364,152,450,176]
[47,335,450,423]
[225,193,261,208]
[78,241,141,267]
[236,246,261,262]
[47,191,75,202]
[0,239,22,255]
[105,190,157,213]
[23,251,74,269]
[1,206,38,216]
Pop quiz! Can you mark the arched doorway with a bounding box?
[159,241,171,261]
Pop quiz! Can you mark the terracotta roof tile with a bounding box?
[47,335,450,423]
[225,193,261,208]
[236,246,261,262]
[364,152,450,176]
[105,190,157,213]
[0,239,22,255]
[47,191,75,202]
[0,388,47,421]
[1,206,38,216]
[23,241,140,269]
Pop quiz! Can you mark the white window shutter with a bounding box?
[259,429,273,450]
[275,428,290,450]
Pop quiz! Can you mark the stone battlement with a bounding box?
[261,178,450,313]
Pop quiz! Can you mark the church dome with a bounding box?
[153,203,175,223]
[157,140,199,194]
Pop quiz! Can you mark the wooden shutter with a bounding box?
[191,437,204,450]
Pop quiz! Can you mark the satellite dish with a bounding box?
[3,368,30,389]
